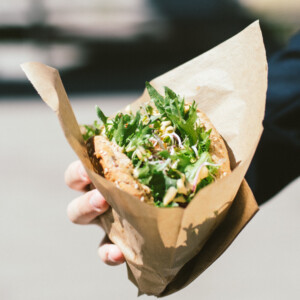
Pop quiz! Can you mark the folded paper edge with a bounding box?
[158,179,259,297]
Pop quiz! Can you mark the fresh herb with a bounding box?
[82,120,101,141]
[146,82,198,144]
[96,105,108,125]
[85,83,219,207]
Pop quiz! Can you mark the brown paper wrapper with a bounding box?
[22,21,267,296]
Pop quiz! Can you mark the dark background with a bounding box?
[0,0,299,96]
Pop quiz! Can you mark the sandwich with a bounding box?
[83,82,231,207]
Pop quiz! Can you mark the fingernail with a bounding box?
[89,190,104,212]
[107,247,124,264]
[108,253,118,263]
[79,163,89,181]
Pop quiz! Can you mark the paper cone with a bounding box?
[22,21,267,296]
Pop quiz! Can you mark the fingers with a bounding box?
[67,189,109,224]
[65,161,124,266]
[98,245,125,266]
[98,235,125,266]
[65,160,92,191]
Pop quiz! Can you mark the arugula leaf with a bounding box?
[196,127,211,153]
[185,152,211,183]
[195,176,214,193]
[82,120,101,141]
[168,100,198,144]
[136,160,177,202]
[145,81,165,114]
[171,150,194,172]
[164,86,177,99]
[108,111,142,146]
[146,83,199,144]
[125,123,152,158]
[158,150,171,159]
[112,115,126,145]
[96,105,108,125]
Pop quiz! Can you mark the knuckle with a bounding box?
[64,160,91,191]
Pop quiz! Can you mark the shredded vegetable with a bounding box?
[84,83,220,207]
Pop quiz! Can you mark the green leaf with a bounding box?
[146,82,199,144]
[145,81,165,114]
[109,111,142,147]
[171,149,194,172]
[113,115,126,145]
[196,127,211,153]
[82,124,99,141]
[96,105,108,125]
[158,150,171,159]
[164,86,177,99]
[195,175,214,192]
[135,159,178,204]
[185,152,211,183]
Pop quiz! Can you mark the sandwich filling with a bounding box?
[83,83,230,207]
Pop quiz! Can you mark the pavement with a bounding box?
[0,95,299,300]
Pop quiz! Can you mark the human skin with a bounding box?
[64,160,125,266]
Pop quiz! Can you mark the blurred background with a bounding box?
[0,1,299,300]
[0,0,299,95]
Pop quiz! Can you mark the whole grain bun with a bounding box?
[196,109,231,178]
[86,135,153,204]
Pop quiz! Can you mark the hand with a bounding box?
[65,160,125,266]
